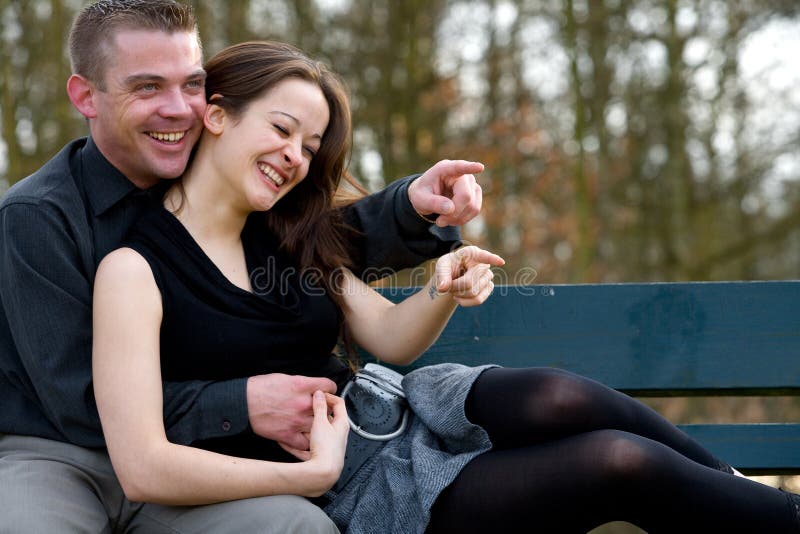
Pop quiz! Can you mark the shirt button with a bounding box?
[221,420,232,432]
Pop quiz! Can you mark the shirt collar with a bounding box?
[78,136,146,217]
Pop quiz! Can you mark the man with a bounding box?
[0,1,483,532]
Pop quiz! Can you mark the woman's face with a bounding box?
[209,77,330,213]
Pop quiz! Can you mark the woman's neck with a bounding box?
[164,159,249,247]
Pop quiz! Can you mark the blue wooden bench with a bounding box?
[378,280,800,475]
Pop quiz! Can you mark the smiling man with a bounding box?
[0,1,484,533]
[69,30,206,188]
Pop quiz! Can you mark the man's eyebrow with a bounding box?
[123,74,166,86]
[269,111,322,139]
[123,70,206,87]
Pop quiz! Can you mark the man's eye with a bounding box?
[186,79,204,89]
[140,83,158,91]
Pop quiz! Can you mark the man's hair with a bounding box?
[68,0,199,89]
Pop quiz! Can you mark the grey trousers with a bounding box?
[0,434,339,534]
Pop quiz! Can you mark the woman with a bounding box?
[93,41,800,533]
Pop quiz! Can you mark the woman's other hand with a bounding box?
[280,390,349,496]
[435,246,505,307]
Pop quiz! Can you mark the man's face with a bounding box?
[89,30,206,188]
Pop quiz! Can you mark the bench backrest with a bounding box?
[376,281,800,474]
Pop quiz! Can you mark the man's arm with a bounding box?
[0,201,104,444]
[0,200,250,446]
[163,374,337,451]
[342,176,457,278]
[161,378,249,444]
[343,161,483,278]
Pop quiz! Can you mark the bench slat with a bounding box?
[381,281,800,394]
[373,281,800,473]
[680,423,800,475]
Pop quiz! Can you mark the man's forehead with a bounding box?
[108,26,200,43]
[103,29,203,79]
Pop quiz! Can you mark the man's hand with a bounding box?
[280,391,349,464]
[246,373,337,451]
[435,245,505,306]
[407,160,484,227]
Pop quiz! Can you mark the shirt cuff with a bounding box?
[394,175,435,234]
[199,378,250,438]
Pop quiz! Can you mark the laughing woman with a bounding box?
[92,41,800,534]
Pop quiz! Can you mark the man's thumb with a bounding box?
[417,194,454,216]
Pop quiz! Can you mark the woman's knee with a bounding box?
[467,366,614,439]
[522,367,599,418]
[592,429,668,483]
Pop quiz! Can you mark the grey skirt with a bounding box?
[323,363,496,534]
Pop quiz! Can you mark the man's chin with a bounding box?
[150,156,192,181]
[132,164,187,188]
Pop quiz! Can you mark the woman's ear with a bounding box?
[66,74,97,119]
[203,94,226,134]
[204,105,226,134]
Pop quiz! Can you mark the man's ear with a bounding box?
[204,94,226,135]
[66,74,97,119]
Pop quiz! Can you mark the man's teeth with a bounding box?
[258,163,285,186]
[148,131,186,143]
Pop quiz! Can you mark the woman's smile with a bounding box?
[204,77,330,212]
[257,161,287,189]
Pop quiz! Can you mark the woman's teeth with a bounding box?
[258,163,285,186]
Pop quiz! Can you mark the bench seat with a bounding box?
[375,280,800,475]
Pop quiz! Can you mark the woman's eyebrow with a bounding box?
[269,111,323,139]
[269,110,299,124]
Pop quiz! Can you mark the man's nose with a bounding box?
[158,88,194,118]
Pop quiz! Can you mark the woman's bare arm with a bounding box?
[342,246,504,366]
[92,248,349,505]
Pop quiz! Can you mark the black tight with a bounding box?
[427,367,799,533]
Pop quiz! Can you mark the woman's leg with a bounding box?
[466,367,729,471]
[427,429,799,533]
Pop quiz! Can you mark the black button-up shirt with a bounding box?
[0,136,458,448]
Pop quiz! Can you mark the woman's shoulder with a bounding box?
[96,247,157,292]
[99,245,148,265]
[93,247,163,329]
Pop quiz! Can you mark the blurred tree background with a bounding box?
[2,2,799,531]
[2,0,799,284]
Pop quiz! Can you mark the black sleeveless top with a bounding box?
[124,205,352,460]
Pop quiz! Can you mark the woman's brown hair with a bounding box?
[203,41,361,357]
